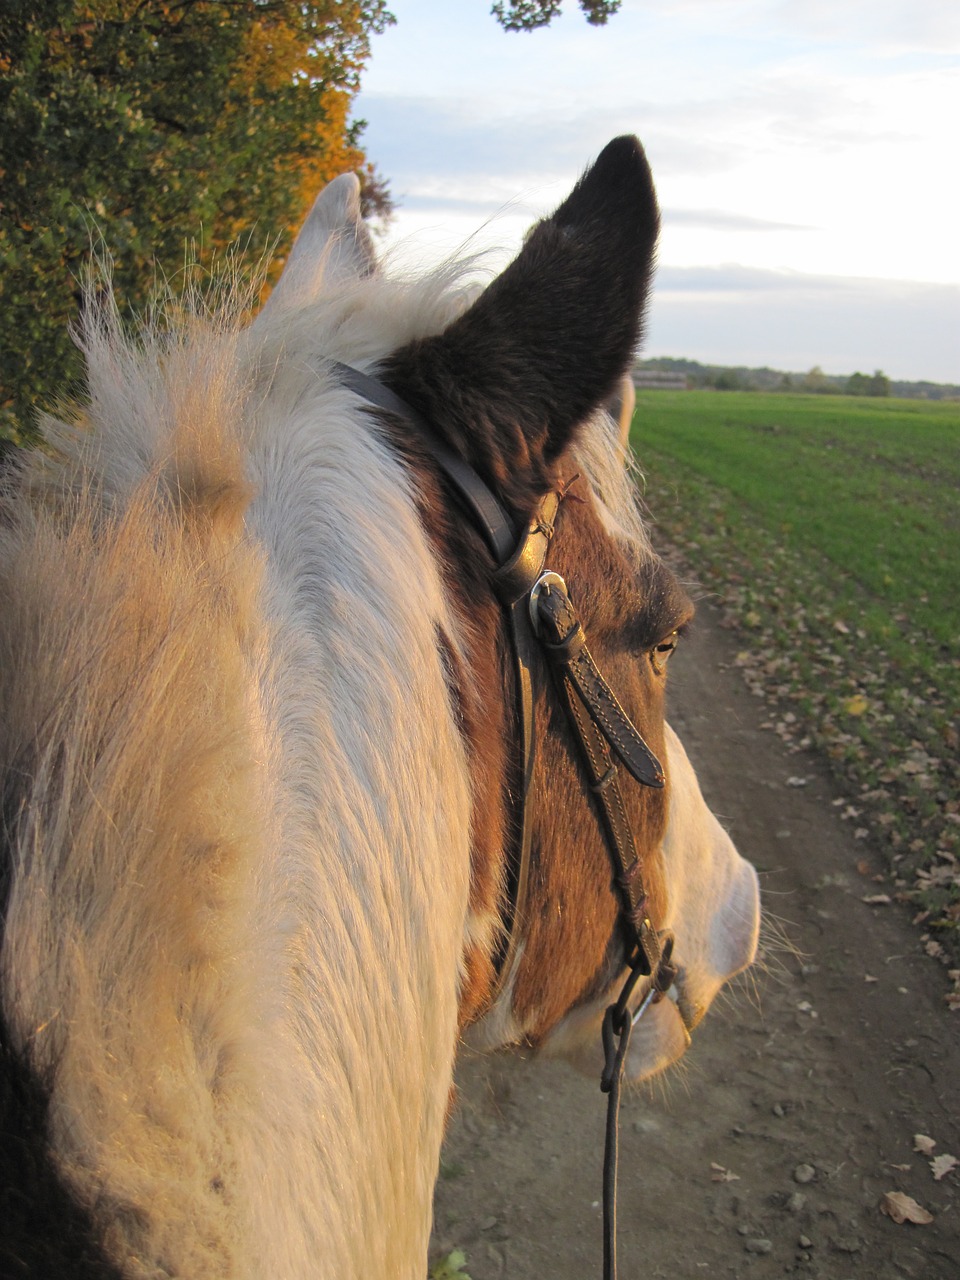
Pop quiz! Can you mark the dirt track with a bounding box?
[431,581,960,1279]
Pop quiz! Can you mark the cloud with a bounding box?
[645,266,960,382]
[388,199,808,233]
[663,210,812,233]
[358,92,732,196]
[636,0,960,57]
[761,0,960,55]
[356,1,957,373]
[391,193,532,218]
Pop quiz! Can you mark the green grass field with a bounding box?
[630,391,960,968]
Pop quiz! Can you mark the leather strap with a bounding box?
[332,361,552,998]
[487,492,560,991]
[535,579,664,789]
[331,361,517,561]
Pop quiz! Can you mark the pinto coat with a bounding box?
[0,138,758,1278]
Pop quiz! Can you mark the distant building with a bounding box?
[633,370,688,390]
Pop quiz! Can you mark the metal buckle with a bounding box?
[529,570,567,636]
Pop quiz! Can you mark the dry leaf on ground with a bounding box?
[880,1191,934,1225]
[913,1134,937,1155]
[930,1154,958,1181]
[709,1162,740,1182]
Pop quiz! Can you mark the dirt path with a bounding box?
[431,585,960,1279]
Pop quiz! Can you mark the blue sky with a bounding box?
[354,0,959,382]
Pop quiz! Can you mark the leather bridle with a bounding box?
[335,362,678,1280]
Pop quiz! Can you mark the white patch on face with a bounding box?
[656,722,760,1036]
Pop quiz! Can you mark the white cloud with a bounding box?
[645,268,960,382]
[356,1,960,380]
[664,210,812,232]
[764,0,960,55]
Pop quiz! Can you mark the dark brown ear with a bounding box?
[383,135,659,515]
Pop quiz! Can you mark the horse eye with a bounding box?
[650,632,679,675]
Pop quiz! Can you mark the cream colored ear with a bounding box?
[257,173,377,322]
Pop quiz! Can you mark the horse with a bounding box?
[0,136,759,1279]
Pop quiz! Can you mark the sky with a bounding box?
[354,0,960,383]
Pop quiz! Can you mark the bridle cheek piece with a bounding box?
[334,362,677,1280]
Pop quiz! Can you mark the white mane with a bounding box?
[1,212,481,1278]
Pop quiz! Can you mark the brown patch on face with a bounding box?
[505,458,692,1042]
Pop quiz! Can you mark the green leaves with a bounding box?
[491,1,621,31]
[0,1,393,440]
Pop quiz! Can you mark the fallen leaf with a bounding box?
[843,693,869,716]
[862,894,892,905]
[930,1154,958,1181]
[913,1134,937,1156]
[430,1249,472,1280]
[710,1161,740,1182]
[879,1191,933,1225]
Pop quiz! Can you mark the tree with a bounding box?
[0,0,393,439]
[846,370,890,397]
[867,369,890,397]
[803,365,829,394]
[491,0,621,31]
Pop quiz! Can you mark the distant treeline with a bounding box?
[634,358,960,401]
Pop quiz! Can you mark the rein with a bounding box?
[334,362,676,1280]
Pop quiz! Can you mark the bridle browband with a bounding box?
[334,362,678,1280]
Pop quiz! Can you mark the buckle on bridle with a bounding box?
[528,570,567,636]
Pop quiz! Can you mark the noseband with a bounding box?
[335,363,677,1280]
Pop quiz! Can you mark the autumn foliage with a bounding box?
[0,0,392,437]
